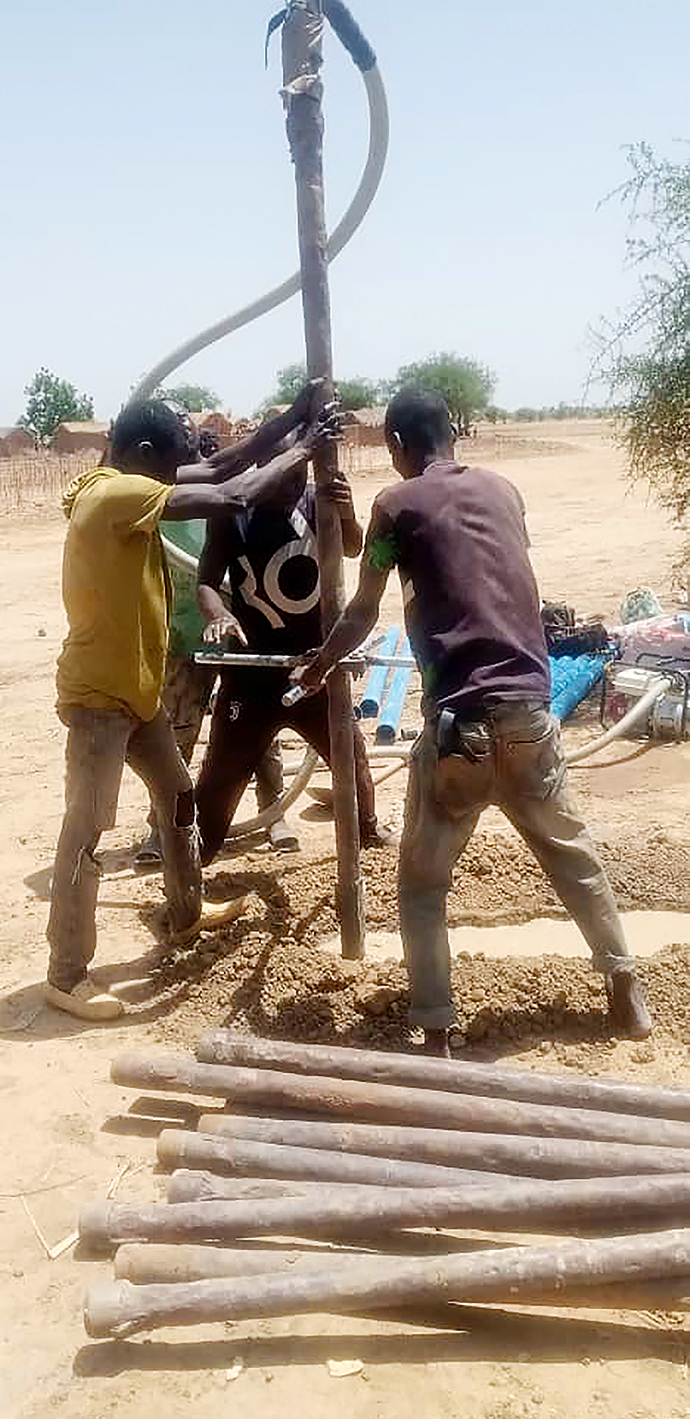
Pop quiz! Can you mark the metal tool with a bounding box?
[193,648,416,708]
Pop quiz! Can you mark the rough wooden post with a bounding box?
[281,0,365,957]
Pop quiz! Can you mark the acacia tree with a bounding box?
[599,143,690,518]
[159,382,221,412]
[20,368,94,444]
[388,352,495,431]
[263,363,380,411]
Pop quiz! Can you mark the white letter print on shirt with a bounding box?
[236,507,320,629]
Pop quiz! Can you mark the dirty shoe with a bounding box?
[605,971,652,1040]
[44,978,124,1021]
[360,823,399,850]
[423,1029,451,1059]
[169,896,248,948]
[134,829,163,869]
[268,818,301,852]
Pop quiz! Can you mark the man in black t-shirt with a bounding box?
[195,448,386,862]
[293,389,651,1054]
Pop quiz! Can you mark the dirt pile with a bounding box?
[150,830,690,1052]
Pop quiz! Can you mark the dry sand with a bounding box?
[3,421,690,1419]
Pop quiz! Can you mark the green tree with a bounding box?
[262,364,381,412]
[270,362,308,406]
[389,352,495,430]
[336,376,380,410]
[159,382,221,412]
[598,143,690,517]
[20,367,94,444]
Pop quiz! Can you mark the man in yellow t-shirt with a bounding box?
[47,389,326,1021]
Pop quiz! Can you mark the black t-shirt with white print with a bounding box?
[201,483,323,655]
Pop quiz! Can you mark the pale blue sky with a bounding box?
[1,0,688,423]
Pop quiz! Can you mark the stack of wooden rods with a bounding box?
[80,1035,690,1339]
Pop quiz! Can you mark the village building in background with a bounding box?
[190,410,235,448]
[49,421,110,454]
[0,426,35,457]
[340,406,387,448]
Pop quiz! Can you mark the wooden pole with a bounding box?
[85,1228,690,1336]
[110,1052,690,1148]
[197,1030,690,1122]
[79,1174,690,1251]
[281,0,364,957]
[113,1242,690,1310]
[198,1112,690,1181]
[156,1127,506,1187]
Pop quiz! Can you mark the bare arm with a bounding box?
[195,529,247,645]
[322,477,364,557]
[164,442,310,522]
[175,381,324,486]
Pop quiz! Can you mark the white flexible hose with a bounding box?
[225,746,320,838]
[133,68,389,399]
[564,677,671,765]
[226,682,673,841]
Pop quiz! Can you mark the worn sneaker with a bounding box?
[134,830,163,869]
[423,1029,451,1059]
[360,823,399,850]
[268,818,301,852]
[169,896,248,948]
[605,971,653,1040]
[44,978,125,1021]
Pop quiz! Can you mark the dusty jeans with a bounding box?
[47,706,202,992]
[399,704,635,1031]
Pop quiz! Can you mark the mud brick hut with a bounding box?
[190,410,235,449]
[0,426,35,457]
[49,421,110,454]
[341,406,387,448]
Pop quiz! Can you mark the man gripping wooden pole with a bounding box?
[280,0,365,957]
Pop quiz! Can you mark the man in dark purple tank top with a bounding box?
[293,389,651,1055]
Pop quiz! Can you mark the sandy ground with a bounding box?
[3,421,690,1419]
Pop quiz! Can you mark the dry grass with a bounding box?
[0,452,98,513]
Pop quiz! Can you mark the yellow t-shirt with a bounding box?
[56,467,174,722]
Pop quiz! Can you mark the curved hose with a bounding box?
[133,66,389,398]
[225,745,320,838]
[564,677,671,766]
[227,679,673,841]
[149,7,388,839]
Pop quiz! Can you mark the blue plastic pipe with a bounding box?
[550,654,605,723]
[359,626,400,717]
[376,637,413,743]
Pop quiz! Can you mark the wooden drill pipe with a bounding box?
[283,0,365,960]
[198,1112,690,1181]
[80,1173,690,1251]
[198,1030,690,1123]
[110,1052,690,1149]
[167,1170,420,1204]
[166,1173,316,1203]
[115,1243,359,1284]
[85,1228,690,1336]
[112,1240,690,1310]
[157,1128,508,1188]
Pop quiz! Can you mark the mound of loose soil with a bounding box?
[145,830,690,1056]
